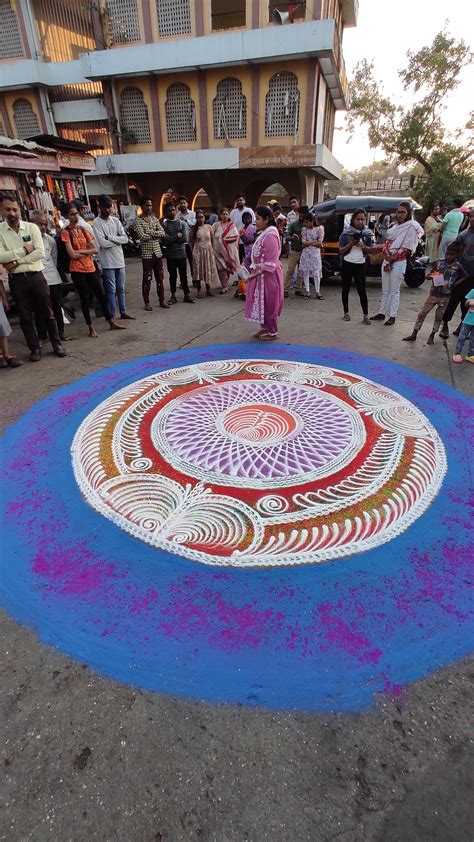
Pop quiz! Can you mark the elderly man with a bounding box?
[0,195,66,361]
[31,210,69,341]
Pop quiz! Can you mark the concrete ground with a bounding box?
[1,257,473,841]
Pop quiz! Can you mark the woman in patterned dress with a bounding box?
[212,208,240,293]
[188,209,219,297]
[244,206,284,341]
[298,213,324,299]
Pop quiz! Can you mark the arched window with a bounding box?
[106,0,141,44]
[13,99,40,139]
[119,87,151,144]
[265,72,300,138]
[165,83,196,143]
[157,0,191,37]
[213,78,247,140]
[0,0,24,59]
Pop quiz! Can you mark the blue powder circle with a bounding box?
[1,344,473,712]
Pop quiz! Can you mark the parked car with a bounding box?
[310,195,425,287]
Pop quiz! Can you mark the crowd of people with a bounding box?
[0,190,473,367]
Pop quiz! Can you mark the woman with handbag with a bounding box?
[338,208,374,324]
[370,202,421,325]
[212,208,240,293]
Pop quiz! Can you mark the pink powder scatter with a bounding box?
[57,391,94,415]
[32,539,116,597]
[130,588,159,614]
[317,602,382,663]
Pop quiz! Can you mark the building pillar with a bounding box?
[297,169,317,206]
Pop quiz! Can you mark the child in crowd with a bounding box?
[0,273,22,367]
[403,244,466,345]
[235,211,256,299]
[298,213,324,299]
[453,288,474,363]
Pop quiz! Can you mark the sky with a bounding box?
[332,0,473,172]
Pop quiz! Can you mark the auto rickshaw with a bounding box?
[310,195,426,287]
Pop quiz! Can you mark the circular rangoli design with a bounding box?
[72,359,446,567]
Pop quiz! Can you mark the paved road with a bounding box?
[1,259,473,841]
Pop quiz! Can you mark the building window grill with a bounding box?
[0,116,5,136]
[13,99,40,139]
[157,0,191,37]
[265,71,300,138]
[213,78,247,140]
[119,87,151,144]
[106,0,140,44]
[165,83,196,143]
[0,0,24,59]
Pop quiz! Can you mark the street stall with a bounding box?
[0,135,96,224]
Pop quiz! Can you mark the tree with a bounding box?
[347,29,474,208]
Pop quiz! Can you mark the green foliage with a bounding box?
[347,28,473,208]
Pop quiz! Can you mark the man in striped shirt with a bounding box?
[162,202,194,305]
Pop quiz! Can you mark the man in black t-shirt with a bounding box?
[161,202,194,305]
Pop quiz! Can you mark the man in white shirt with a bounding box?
[286,196,299,223]
[93,194,134,320]
[230,194,255,263]
[177,196,196,273]
[31,210,68,341]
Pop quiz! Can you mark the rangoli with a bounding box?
[72,359,446,567]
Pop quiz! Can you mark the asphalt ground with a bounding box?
[1,257,473,841]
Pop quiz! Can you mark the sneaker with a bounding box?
[343,313,351,321]
[370,313,385,321]
[53,344,67,357]
[363,315,371,325]
[29,348,41,362]
[452,354,463,363]
[465,356,474,364]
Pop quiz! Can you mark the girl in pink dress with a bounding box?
[244,206,284,341]
[298,213,324,299]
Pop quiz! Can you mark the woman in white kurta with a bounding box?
[370,202,420,325]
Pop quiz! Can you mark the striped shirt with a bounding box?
[162,218,187,259]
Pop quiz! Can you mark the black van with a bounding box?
[310,195,425,287]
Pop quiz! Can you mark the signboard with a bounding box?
[57,151,95,171]
[0,154,60,172]
[239,145,317,169]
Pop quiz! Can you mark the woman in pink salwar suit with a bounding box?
[244,206,284,341]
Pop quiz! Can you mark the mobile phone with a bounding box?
[22,235,32,242]
[351,232,362,241]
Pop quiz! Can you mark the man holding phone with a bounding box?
[0,194,66,361]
